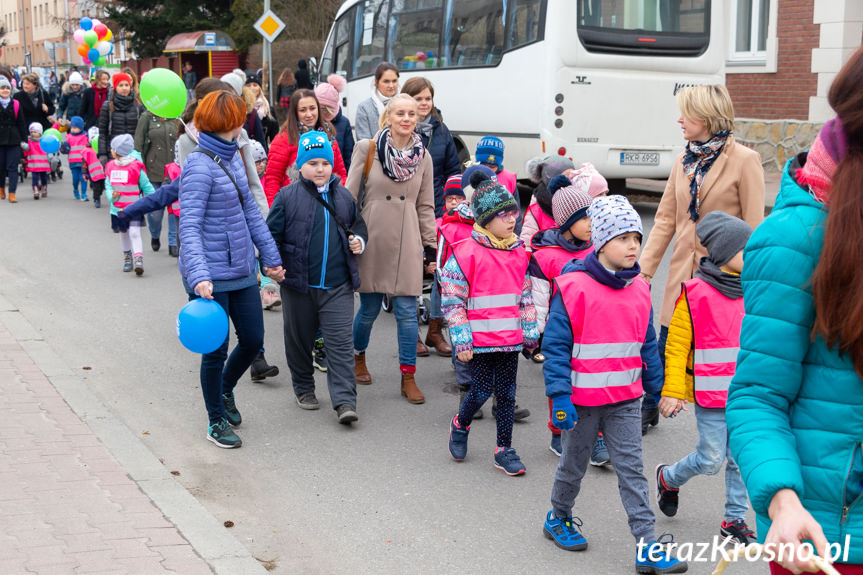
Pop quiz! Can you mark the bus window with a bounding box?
[334,8,355,76]
[443,0,505,68]
[506,0,544,50]
[388,0,444,70]
[354,0,389,77]
[577,0,710,56]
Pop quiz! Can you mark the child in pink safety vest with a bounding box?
[475,135,517,195]
[541,196,687,574]
[442,171,538,477]
[655,210,756,546]
[105,134,156,276]
[520,156,575,250]
[24,122,51,200]
[62,116,89,201]
[81,129,106,208]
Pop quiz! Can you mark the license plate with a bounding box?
[619,152,660,166]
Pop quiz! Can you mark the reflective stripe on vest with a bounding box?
[451,237,529,348]
[67,134,88,163]
[107,160,144,209]
[555,271,651,406]
[26,144,50,171]
[682,277,744,408]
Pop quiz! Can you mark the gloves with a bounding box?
[60,141,70,154]
[551,395,578,430]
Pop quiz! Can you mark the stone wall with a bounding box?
[734,119,822,172]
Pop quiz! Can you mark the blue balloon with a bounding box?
[40,135,60,154]
[177,299,229,354]
[80,17,92,31]
[88,48,100,63]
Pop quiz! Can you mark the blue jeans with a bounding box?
[642,325,667,410]
[191,284,265,424]
[430,273,443,320]
[70,163,87,196]
[167,210,177,246]
[662,405,750,523]
[146,183,164,241]
[353,292,417,366]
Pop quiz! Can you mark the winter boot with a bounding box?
[133,255,144,276]
[8,192,16,203]
[33,187,40,200]
[40,185,47,198]
[416,335,430,357]
[250,352,279,382]
[424,318,452,356]
[400,373,425,404]
[354,353,372,384]
[122,251,133,272]
[0,187,5,200]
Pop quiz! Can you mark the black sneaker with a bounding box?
[491,402,531,422]
[656,464,679,517]
[313,338,328,372]
[720,519,757,545]
[222,393,242,427]
[151,238,161,252]
[642,406,659,435]
[296,392,320,410]
[250,352,279,382]
[207,418,242,448]
[336,404,358,425]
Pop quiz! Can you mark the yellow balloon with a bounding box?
[103,28,112,42]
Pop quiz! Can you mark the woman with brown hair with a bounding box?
[727,45,863,574]
[13,72,54,130]
[354,62,399,141]
[263,88,347,206]
[638,84,764,434]
[275,68,296,123]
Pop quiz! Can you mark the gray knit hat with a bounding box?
[588,195,643,252]
[696,211,753,266]
[0,76,10,90]
[219,73,244,97]
[110,133,134,157]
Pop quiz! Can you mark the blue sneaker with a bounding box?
[636,535,688,574]
[493,446,526,476]
[449,415,469,461]
[222,392,242,427]
[549,433,562,457]
[590,434,610,467]
[207,418,242,448]
[543,511,588,551]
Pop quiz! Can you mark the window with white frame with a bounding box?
[731,0,769,62]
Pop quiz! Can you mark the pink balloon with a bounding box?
[73,29,85,44]
[82,57,91,65]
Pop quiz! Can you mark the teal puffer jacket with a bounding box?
[727,156,863,562]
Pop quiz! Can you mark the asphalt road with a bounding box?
[0,174,763,574]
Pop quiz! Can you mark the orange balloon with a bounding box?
[77,44,89,58]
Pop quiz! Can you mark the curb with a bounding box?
[0,293,268,575]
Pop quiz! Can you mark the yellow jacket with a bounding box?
[662,293,695,401]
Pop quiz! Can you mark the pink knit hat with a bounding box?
[314,74,346,113]
[567,162,608,198]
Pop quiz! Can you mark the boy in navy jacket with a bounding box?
[267,131,368,424]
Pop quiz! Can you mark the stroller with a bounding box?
[381,273,434,325]
[49,153,63,181]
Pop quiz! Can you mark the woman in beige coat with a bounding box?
[347,94,436,404]
[639,84,765,432]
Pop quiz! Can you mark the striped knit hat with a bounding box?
[551,177,593,229]
[588,195,643,252]
[443,174,465,199]
[470,171,518,227]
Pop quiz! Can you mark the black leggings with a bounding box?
[457,351,519,447]
[0,145,21,194]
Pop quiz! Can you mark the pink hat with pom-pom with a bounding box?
[315,74,347,113]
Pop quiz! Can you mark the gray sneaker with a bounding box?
[336,404,358,424]
[122,251,133,272]
[296,392,320,410]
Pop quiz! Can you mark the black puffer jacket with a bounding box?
[13,87,54,130]
[0,99,27,146]
[98,92,144,161]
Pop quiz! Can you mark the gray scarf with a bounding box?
[694,258,742,299]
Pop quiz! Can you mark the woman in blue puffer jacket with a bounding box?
[179,90,284,450]
[727,46,863,574]
[402,77,461,217]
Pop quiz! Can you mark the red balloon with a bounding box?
[94,23,108,40]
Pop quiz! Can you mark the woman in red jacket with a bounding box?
[263,89,347,206]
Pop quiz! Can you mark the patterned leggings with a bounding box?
[457,351,519,448]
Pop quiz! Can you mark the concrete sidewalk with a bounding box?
[0,296,267,575]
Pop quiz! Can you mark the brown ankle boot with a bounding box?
[7,192,15,203]
[416,335,430,357]
[401,373,425,404]
[354,353,372,385]
[0,188,5,200]
[40,185,47,198]
[424,318,452,356]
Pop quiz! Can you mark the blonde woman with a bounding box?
[639,85,765,433]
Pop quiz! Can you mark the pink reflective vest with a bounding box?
[66,133,88,164]
[81,147,105,181]
[164,163,181,216]
[107,160,144,210]
[531,239,594,283]
[451,237,529,348]
[528,203,557,235]
[25,140,50,172]
[437,220,473,269]
[555,272,651,406]
[680,277,743,409]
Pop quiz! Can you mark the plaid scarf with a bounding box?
[682,130,730,222]
[376,127,425,182]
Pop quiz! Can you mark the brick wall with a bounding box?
[726,0,819,120]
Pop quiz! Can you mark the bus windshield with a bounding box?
[577,0,710,56]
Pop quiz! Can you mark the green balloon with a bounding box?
[91,136,98,152]
[84,30,98,46]
[44,128,64,142]
[139,68,188,119]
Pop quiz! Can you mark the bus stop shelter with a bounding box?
[163,30,239,78]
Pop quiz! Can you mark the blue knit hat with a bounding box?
[475,135,505,170]
[70,116,84,130]
[296,131,333,169]
[470,171,518,228]
[588,195,643,252]
[461,164,496,191]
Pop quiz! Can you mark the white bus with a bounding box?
[319,0,724,190]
